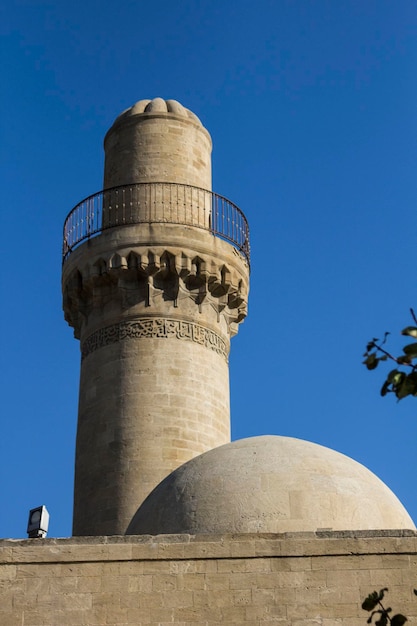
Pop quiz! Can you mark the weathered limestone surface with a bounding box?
[2,532,417,625]
[127,436,415,535]
[74,338,230,536]
[64,223,249,536]
[62,100,250,536]
[103,98,212,190]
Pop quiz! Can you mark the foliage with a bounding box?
[363,309,417,401]
[361,588,408,625]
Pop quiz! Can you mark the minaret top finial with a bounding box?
[103,97,211,190]
[111,98,204,128]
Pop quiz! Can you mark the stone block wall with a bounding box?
[1,531,417,625]
[103,109,212,191]
[74,336,231,536]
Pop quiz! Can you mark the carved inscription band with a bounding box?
[81,318,229,361]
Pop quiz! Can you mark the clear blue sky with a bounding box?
[2,0,417,538]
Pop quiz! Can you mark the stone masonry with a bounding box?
[6,98,415,626]
[1,532,417,625]
[62,99,250,536]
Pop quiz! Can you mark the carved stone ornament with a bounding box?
[81,317,229,361]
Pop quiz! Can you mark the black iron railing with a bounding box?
[62,183,250,265]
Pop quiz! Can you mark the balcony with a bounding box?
[62,182,250,266]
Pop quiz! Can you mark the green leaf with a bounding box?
[387,370,403,384]
[397,355,413,365]
[380,381,390,397]
[378,589,388,601]
[362,592,381,611]
[387,369,399,382]
[363,354,379,370]
[403,342,417,357]
[395,381,411,400]
[391,615,408,626]
[395,374,417,400]
[401,326,417,338]
[362,591,379,611]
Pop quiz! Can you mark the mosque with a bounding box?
[1,98,417,625]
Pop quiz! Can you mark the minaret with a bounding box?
[62,98,250,536]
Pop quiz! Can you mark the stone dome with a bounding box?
[126,435,415,535]
[113,98,203,126]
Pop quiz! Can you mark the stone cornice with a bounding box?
[2,531,417,564]
[63,246,249,339]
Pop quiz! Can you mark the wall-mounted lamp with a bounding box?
[27,505,49,538]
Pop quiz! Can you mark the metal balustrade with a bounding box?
[62,182,250,265]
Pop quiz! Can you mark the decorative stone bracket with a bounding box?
[63,247,248,339]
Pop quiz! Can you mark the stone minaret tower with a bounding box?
[62,98,250,536]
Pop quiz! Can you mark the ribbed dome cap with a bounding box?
[112,98,203,127]
[126,435,415,535]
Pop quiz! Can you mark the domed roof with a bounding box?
[126,435,415,535]
[112,98,203,127]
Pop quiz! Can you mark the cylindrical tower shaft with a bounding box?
[103,97,212,190]
[62,98,250,536]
